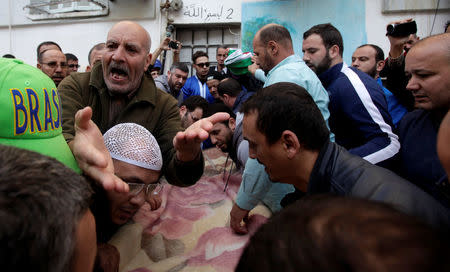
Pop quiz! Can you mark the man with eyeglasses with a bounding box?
[92,123,164,270]
[65,53,80,73]
[37,49,68,86]
[182,50,216,103]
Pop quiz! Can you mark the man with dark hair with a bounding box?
[237,195,450,272]
[36,41,62,60]
[65,53,80,73]
[86,42,106,72]
[182,51,215,103]
[179,95,208,129]
[58,21,229,193]
[0,58,96,271]
[206,70,226,101]
[155,62,189,105]
[209,45,230,76]
[230,23,331,234]
[303,23,399,168]
[207,101,251,171]
[396,33,450,209]
[241,82,450,228]
[0,145,96,272]
[352,44,407,126]
[217,77,253,114]
[37,48,68,86]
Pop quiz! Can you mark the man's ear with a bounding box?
[37,63,42,69]
[144,53,152,71]
[376,60,385,73]
[228,117,236,132]
[179,105,187,116]
[281,130,300,159]
[222,94,230,103]
[328,44,340,59]
[267,40,279,56]
[85,65,91,72]
[167,69,171,77]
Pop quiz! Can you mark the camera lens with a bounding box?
[386,24,394,35]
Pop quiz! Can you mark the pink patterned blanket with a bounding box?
[108,148,271,272]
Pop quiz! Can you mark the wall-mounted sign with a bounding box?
[172,0,241,24]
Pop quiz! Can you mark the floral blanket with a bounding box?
[108,148,271,272]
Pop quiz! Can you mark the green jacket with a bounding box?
[58,64,203,186]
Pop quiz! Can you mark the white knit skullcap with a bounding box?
[103,123,163,171]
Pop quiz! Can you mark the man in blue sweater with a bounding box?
[352,44,407,127]
[302,23,399,167]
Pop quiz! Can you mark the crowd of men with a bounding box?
[0,17,449,272]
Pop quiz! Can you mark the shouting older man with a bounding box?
[58,21,228,194]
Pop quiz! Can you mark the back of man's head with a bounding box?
[0,145,94,272]
[36,41,62,59]
[206,102,236,125]
[237,194,450,272]
[258,24,293,50]
[241,82,329,151]
[180,95,209,114]
[217,77,242,98]
[304,23,344,57]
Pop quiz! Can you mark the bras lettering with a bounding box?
[11,88,61,136]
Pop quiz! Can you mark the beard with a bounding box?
[260,52,275,74]
[314,52,332,75]
[366,64,378,79]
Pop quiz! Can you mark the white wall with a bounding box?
[1,0,449,70]
[366,0,449,56]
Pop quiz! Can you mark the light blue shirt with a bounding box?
[236,55,333,212]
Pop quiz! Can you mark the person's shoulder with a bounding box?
[397,109,428,128]
[59,71,92,89]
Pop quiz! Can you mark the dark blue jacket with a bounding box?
[396,109,449,208]
[319,63,399,165]
[232,89,254,114]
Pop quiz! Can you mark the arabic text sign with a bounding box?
[173,0,241,24]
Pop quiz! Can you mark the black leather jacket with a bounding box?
[308,142,450,229]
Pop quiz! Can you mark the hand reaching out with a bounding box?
[69,107,128,193]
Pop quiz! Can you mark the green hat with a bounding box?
[224,49,253,75]
[0,58,81,173]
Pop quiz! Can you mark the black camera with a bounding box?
[168,41,179,49]
[386,21,417,37]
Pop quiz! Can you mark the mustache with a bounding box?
[108,61,129,76]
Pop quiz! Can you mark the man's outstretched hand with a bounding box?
[69,107,129,193]
[174,112,230,162]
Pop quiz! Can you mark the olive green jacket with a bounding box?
[58,64,203,186]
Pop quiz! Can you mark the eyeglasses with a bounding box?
[127,182,163,198]
[68,64,80,68]
[195,62,210,68]
[41,61,68,69]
